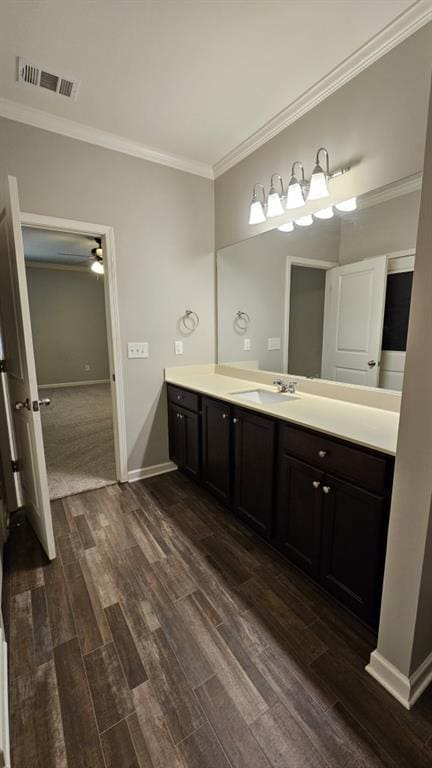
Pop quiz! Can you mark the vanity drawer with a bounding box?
[167,384,199,413]
[279,423,392,494]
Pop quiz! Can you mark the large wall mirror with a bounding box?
[217,174,421,391]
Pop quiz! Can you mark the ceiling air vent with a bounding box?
[16,57,80,100]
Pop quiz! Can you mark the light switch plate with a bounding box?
[243,338,251,351]
[267,337,281,351]
[128,342,149,359]
[175,340,183,355]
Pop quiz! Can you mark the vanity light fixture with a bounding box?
[277,222,295,232]
[286,162,306,210]
[248,183,267,224]
[308,147,330,201]
[266,174,285,217]
[314,206,334,220]
[336,197,357,212]
[295,214,313,227]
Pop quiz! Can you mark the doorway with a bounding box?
[20,213,128,499]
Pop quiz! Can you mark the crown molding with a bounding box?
[213,1,432,178]
[359,172,423,208]
[0,98,214,180]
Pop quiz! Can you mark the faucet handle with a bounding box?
[273,379,283,391]
[288,380,298,393]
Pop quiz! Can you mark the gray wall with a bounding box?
[215,24,432,250]
[0,118,215,472]
[288,266,325,378]
[26,266,110,386]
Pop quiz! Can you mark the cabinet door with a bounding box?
[168,402,185,467]
[233,409,275,537]
[320,474,389,626]
[275,454,324,576]
[183,408,200,479]
[201,397,231,503]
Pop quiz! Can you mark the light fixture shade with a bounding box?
[314,206,334,220]
[248,199,266,225]
[295,214,313,227]
[286,178,305,209]
[336,197,357,212]
[91,260,104,274]
[266,191,284,218]
[277,222,294,232]
[308,164,329,201]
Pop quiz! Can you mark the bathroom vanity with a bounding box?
[166,369,397,629]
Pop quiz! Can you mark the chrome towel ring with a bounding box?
[235,310,250,330]
[181,309,200,332]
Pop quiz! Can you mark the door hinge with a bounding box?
[112,373,116,382]
[0,359,6,373]
[11,459,20,473]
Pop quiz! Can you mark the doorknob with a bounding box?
[312,480,321,489]
[367,360,377,368]
[322,485,331,494]
[38,398,51,407]
[15,398,31,411]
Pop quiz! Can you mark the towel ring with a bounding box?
[235,310,250,330]
[181,309,199,332]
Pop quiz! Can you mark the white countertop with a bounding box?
[165,370,399,456]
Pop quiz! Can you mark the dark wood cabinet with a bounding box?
[232,408,275,537]
[201,397,231,503]
[167,383,393,628]
[320,474,389,626]
[168,402,200,479]
[275,454,324,576]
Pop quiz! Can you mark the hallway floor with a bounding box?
[3,472,432,767]
[40,383,116,499]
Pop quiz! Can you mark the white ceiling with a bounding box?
[0,1,427,175]
[23,227,98,267]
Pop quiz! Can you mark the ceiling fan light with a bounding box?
[295,214,313,227]
[336,197,357,212]
[91,259,104,275]
[314,206,334,220]
[277,222,294,232]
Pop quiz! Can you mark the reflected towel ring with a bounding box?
[235,310,250,330]
[181,309,200,332]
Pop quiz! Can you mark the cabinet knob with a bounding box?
[318,450,328,458]
[233,417,240,424]
[177,394,183,401]
[222,413,228,419]
[322,485,331,494]
[312,480,321,489]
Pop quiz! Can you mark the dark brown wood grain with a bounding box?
[105,602,147,689]
[31,585,53,666]
[64,560,104,654]
[101,719,139,768]
[84,642,134,732]
[43,554,76,647]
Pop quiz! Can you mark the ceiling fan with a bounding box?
[56,237,104,274]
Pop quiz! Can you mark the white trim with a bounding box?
[359,173,422,210]
[38,379,110,390]
[0,626,10,768]
[20,212,129,483]
[128,461,177,483]
[283,256,338,373]
[0,98,214,180]
[213,4,432,177]
[387,251,415,273]
[366,648,432,710]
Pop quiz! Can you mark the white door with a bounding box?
[321,255,387,387]
[0,176,55,559]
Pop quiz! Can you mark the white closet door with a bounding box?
[321,256,387,387]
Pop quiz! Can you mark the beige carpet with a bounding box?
[40,383,117,500]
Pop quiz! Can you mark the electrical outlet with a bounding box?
[243,338,251,351]
[127,342,149,359]
[175,340,183,355]
[84,364,91,371]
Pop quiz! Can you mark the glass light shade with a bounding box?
[248,200,266,225]
[91,260,104,274]
[286,178,305,209]
[314,206,334,220]
[307,165,329,201]
[336,197,357,212]
[295,214,313,227]
[277,222,294,233]
[94,246,103,257]
[266,191,284,218]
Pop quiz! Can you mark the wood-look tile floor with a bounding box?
[3,471,432,768]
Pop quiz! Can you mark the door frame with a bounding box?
[19,212,128,483]
[283,256,338,374]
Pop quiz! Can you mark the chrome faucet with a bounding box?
[273,378,298,394]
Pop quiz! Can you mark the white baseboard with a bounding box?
[128,461,177,483]
[366,649,432,709]
[38,379,110,389]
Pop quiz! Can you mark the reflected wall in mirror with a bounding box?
[217,174,421,391]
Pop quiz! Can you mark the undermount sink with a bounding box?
[230,389,299,405]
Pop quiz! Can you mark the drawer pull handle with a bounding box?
[233,417,240,424]
[176,413,183,420]
[312,480,321,489]
[222,413,228,420]
[322,485,331,494]
[177,394,184,401]
[318,450,328,458]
